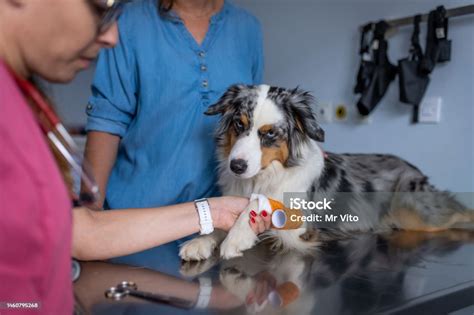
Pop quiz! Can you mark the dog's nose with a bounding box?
[230,159,248,175]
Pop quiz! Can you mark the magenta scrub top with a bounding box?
[0,60,73,314]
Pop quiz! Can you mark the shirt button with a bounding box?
[200,65,207,72]
[86,104,93,111]
[202,80,208,88]
[198,51,205,58]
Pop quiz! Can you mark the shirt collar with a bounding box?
[162,0,229,24]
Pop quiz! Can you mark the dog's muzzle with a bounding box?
[230,159,248,175]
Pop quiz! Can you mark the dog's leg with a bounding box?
[180,255,220,277]
[387,229,474,249]
[179,230,226,261]
[387,209,474,232]
[219,267,257,302]
[220,199,260,259]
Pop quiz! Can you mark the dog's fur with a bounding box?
[179,84,473,261]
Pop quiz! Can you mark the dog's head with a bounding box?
[205,84,324,179]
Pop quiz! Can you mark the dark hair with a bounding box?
[158,0,174,14]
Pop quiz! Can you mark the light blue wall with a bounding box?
[234,0,474,192]
[47,66,95,128]
[49,0,474,192]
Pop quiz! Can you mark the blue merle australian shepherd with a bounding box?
[180,85,473,261]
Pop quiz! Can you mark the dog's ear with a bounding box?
[288,88,325,142]
[204,84,247,116]
[204,99,228,116]
[204,105,223,116]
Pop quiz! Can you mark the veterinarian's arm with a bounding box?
[72,196,249,261]
[84,131,120,208]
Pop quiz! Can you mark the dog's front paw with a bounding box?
[219,267,255,300]
[220,229,258,259]
[180,256,219,277]
[179,237,217,261]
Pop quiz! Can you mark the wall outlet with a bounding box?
[358,114,372,124]
[316,102,332,123]
[418,97,442,123]
[334,104,348,122]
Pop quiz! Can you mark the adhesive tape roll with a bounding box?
[271,209,304,229]
[268,198,304,230]
[268,282,300,307]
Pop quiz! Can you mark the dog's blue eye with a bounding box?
[234,120,244,131]
[258,128,276,140]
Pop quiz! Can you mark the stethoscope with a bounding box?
[9,66,101,207]
[7,64,101,285]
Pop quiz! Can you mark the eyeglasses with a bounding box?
[92,0,128,33]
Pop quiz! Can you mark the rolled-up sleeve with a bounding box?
[86,19,137,138]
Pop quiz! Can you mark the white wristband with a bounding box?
[194,277,213,309]
[194,198,214,235]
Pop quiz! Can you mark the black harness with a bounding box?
[398,14,430,122]
[354,6,451,118]
[355,21,397,116]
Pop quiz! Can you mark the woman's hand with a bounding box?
[208,196,272,234]
[249,209,272,234]
[208,196,249,231]
[245,271,277,307]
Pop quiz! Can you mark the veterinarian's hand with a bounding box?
[249,209,272,234]
[246,271,277,307]
[209,196,250,231]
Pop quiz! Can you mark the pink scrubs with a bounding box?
[0,60,73,314]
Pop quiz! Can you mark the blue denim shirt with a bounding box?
[85,0,263,271]
[86,0,263,210]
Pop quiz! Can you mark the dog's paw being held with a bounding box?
[220,229,258,259]
[180,256,219,277]
[179,237,217,261]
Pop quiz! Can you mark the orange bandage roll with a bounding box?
[268,281,301,307]
[269,198,304,230]
[250,194,304,230]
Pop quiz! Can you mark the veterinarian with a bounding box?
[84,0,264,267]
[0,0,269,313]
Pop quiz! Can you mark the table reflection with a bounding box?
[74,229,474,315]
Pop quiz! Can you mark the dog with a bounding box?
[179,84,473,261]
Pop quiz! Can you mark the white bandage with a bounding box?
[249,193,271,213]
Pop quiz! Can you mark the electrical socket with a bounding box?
[334,104,348,122]
[418,97,442,123]
[358,114,372,124]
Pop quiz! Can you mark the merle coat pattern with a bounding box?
[179,85,473,261]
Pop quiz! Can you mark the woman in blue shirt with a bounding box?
[84,0,264,270]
